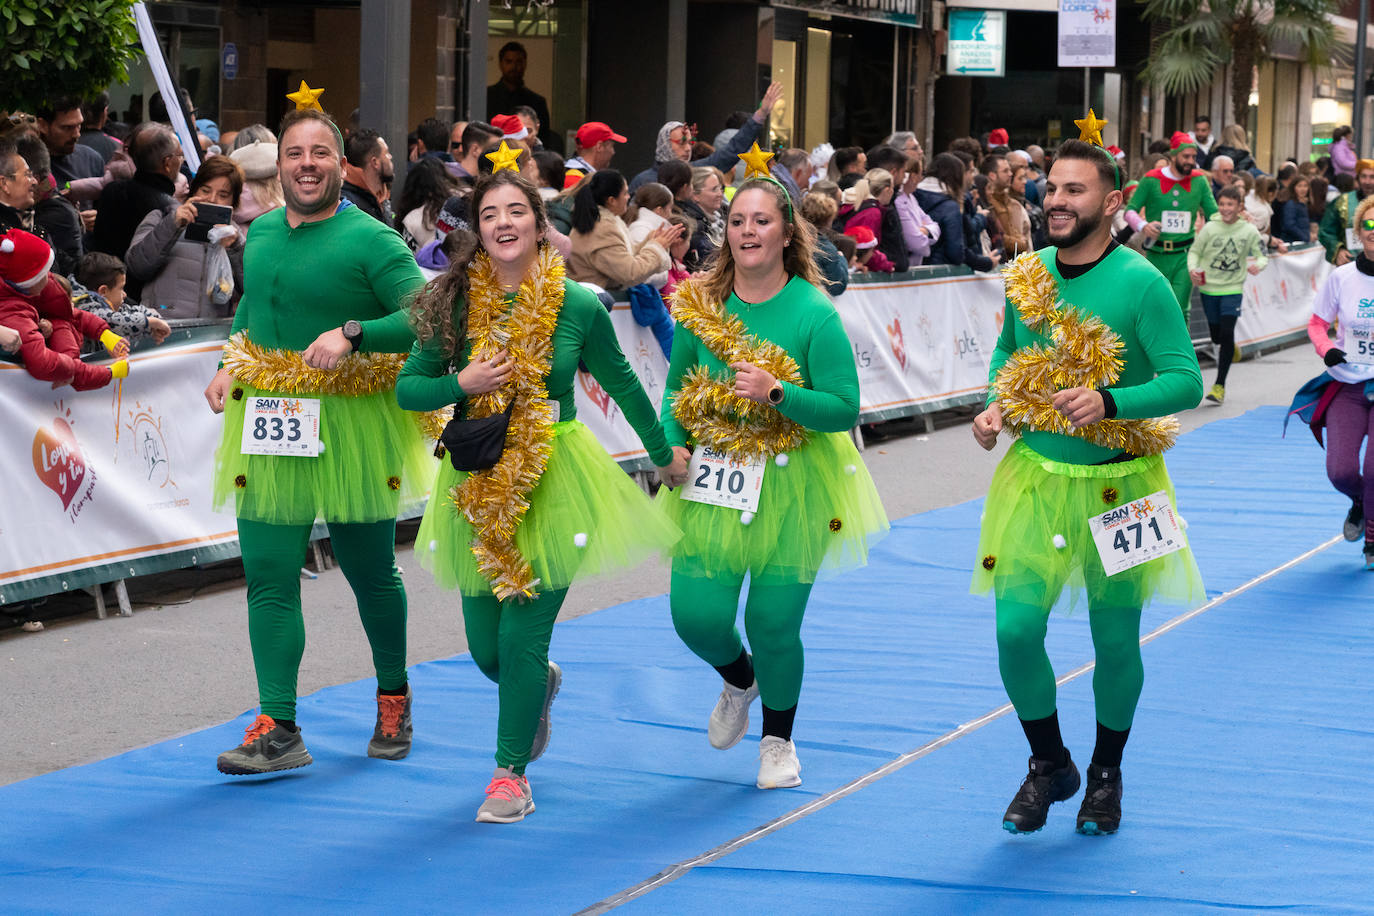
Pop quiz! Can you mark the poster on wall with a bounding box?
[1058,0,1116,68]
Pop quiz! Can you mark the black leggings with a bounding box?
[1208,315,1237,385]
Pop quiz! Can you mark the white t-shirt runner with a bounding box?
[1312,261,1374,384]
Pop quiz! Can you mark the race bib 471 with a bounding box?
[1088,489,1185,576]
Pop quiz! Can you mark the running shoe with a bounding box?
[708,679,759,749]
[475,768,535,824]
[1205,383,1224,404]
[367,686,412,760]
[1003,751,1081,834]
[1076,763,1123,835]
[217,714,313,775]
[757,735,802,789]
[529,661,562,762]
[1344,500,1364,542]
[1364,542,1374,570]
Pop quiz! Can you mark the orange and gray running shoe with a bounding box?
[216,714,313,775]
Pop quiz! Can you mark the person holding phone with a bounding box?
[125,156,246,318]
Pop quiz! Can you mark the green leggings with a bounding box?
[1144,247,1193,318]
[995,594,1144,732]
[669,567,814,711]
[237,517,408,721]
[461,587,568,774]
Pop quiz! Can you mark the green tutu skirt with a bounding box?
[971,440,1205,614]
[418,420,681,597]
[212,381,436,525]
[658,430,889,584]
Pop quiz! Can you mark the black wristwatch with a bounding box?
[767,381,785,405]
[342,319,363,352]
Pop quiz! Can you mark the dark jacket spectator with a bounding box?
[340,180,385,223]
[486,40,561,153]
[92,126,181,284]
[914,153,993,271]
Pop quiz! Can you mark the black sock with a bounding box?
[1019,712,1067,766]
[378,682,408,697]
[761,703,797,741]
[274,719,297,733]
[713,648,754,691]
[1091,721,1130,768]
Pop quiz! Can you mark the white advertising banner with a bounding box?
[1238,244,1330,348]
[1058,0,1116,68]
[0,341,236,600]
[571,304,671,464]
[841,273,1006,416]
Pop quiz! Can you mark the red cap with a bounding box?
[844,225,878,249]
[988,128,1009,147]
[0,228,55,288]
[576,121,626,147]
[490,113,528,141]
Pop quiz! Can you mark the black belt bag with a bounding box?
[439,399,514,471]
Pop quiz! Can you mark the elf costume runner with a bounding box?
[1125,131,1218,317]
[657,175,888,792]
[207,108,432,776]
[1318,158,1374,265]
[972,135,1205,837]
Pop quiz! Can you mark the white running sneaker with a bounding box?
[708,679,759,749]
[757,735,802,789]
[475,767,535,824]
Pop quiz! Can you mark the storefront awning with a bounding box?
[771,0,923,28]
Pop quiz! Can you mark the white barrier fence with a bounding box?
[1,250,1325,604]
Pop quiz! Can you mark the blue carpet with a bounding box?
[2,407,1368,914]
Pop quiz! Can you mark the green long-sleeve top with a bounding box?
[660,275,860,447]
[396,278,674,467]
[1126,169,1218,243]
[1318,190,1360,263]
[988,246,1203,464]
[229,205,423,353]
[1187,214,1267,295]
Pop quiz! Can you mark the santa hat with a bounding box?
[987,128,1010,148]
[844,225,878,250]
[1106,145,1126,161]
[0,228,55,289]
[1169,131,1197,153]
[490,113,529,142]
[230,141,278,179]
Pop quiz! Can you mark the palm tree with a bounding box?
[1140,0,1338,137]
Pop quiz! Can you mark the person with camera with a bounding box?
[125,156,245,318]
[396,165,683,825]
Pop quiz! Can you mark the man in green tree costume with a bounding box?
[1319,158,1374,265]
[1125,131,1218,318]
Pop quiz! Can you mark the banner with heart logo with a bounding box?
[1,340,238,601]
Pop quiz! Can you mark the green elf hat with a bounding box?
[1073,108,1122,191]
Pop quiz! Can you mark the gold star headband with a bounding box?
[1073,108,1121,190]
[485,140,524,174]
[287,80,325,112]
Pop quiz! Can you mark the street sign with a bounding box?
[222,42,239,81]
[1058,0,1115,68]
[946,9,1005,78]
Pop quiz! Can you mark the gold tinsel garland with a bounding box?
[222,333,407,395]
[224,332,447,440]
[449,245,564,601]
[669,280,809,461]
[994,253,1179,455]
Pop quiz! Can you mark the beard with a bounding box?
[1046,206,1104,249]
[1174,160,1194,176]
[282,169,342,216]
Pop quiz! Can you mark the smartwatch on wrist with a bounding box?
[767,381,785,405]
[342,319,363,352]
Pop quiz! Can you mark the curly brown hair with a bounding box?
[409,170,551,358]
[694,178,824,305]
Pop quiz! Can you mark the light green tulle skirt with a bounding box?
[417,420,681,597]
[657,430,889,584]
[970,440,1205,614]
[212,381,435,525]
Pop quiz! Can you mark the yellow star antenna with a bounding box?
[739,142,774,181]
[1074,109,1108,147]
[287,80,325,112]
[485,140,525,174]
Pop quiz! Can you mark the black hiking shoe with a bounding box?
[1076,763,1123,835]
[217,715,313,775]
[1003,751,1081,834]
[367,687,413,760]
[1344,500,1364,542]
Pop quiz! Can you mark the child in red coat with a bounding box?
[0,228,128,390]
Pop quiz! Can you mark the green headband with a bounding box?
[738,174,795,222]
